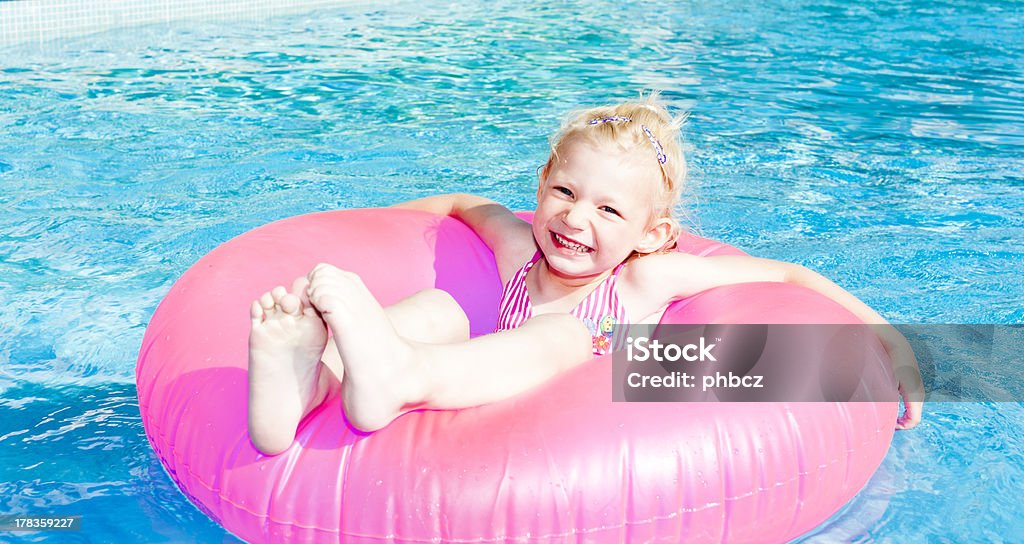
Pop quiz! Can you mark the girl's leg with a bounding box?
[307,268,593,432]
[249,275,470,455]
[414,313,593,409]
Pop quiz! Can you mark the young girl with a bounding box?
[247,97,924,455]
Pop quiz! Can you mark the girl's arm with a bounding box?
[627,253,924,429]
[390,194,536,283]
[776,262,923,430]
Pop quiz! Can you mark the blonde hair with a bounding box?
[543,93,688,250]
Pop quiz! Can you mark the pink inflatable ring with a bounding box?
[136,208,898,543]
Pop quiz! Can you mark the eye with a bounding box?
[600,206,621,217]
[554,186,573,197]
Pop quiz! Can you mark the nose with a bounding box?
[563,204,587,230]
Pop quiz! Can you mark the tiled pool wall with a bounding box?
[0,0,358,47]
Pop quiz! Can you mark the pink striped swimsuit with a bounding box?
[495,253,630,356]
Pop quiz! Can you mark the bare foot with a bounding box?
[306,264,427,432]
[248,277,331,454]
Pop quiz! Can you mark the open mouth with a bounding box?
[551,231,593,254]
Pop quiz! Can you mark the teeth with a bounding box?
[554,233,590,252]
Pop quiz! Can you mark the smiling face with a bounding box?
[533,136,673,279]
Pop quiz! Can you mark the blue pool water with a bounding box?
[1,0,1022,541]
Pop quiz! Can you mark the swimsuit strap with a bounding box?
[610,258,629,278]
[526,250,542,267]
[495,252,541,331]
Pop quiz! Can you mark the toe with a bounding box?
[308,263,328,282]
[271,285,288,303]
[280,293,301,315]
[292,276,312,305]
[250,300,265,322]
[260,292,275,312]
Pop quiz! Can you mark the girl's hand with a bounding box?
[877,325,925,430]
[898,399,924,430]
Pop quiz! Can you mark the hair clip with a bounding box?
[587,116,668,165]
[588,116,633,125]
[640,125,668,165]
